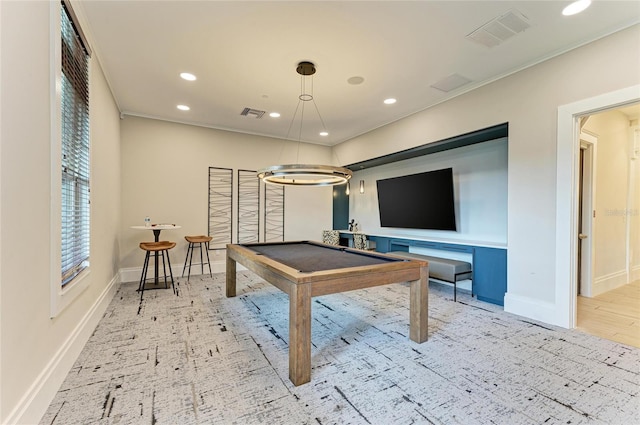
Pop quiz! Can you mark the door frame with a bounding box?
[556,84,639,328]
[578,132,597,297]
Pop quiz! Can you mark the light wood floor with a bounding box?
[577,279,640,348]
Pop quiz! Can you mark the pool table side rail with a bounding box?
[226,242,428,297]
[227,244,298,296]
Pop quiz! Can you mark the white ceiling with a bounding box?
[77,1,640,146]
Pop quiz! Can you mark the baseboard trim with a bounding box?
[592,269,628,297]
[119,261,228,283]
[5,273,120,425]
[631,264,640,282]
[504,292,562,328]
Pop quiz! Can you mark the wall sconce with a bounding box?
[345,182,350,195]
[359,180,365,194]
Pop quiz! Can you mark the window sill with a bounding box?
[51,268,91,318]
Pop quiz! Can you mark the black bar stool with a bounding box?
[181,235,213,281]
[138,241,176,303]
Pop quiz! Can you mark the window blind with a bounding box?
[61,2,90,286]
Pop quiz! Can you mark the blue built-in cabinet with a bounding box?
[340,233,507,306]
[472,246,508,306]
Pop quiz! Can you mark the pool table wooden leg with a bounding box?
[226,255,236,297]
[409,265,429,343]
[289,283,312,386]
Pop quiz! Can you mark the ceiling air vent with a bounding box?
[431,73,473,93]
[466,9,531,48]
[240,107,265,119]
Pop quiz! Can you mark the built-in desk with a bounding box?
[338,231,507,306]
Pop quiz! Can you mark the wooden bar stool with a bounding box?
[181,235,213,281]
[138,241,176,303]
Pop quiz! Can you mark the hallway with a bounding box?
[577,279,640,348]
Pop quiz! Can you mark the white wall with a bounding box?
[584,110,639,294]
[333,25,640,325]
[0,1,121,423]
[349,137,507,246]
[119,116,333,277]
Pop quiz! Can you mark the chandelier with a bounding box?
[257,61,352,186]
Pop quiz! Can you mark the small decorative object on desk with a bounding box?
[144,216,151,227]
[348,219,355,232]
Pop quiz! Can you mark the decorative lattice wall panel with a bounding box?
[237,170,259,244]
[264,183,284,242]
[208,167,233,249]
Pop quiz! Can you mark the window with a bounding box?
[60,1,91,286]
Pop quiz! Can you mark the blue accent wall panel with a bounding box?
[332,186,349,230]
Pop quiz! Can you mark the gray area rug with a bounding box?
[41,272,639,424]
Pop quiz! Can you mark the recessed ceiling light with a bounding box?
[177,104,190,111]
[319,131,329,137]
[384,98,397,105]
[180,72,196,81]
[562,0,591,16]
[269,112,281,118]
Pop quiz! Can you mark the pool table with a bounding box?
[226,240,429,386]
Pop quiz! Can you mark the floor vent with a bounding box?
[240,107,265,119]
[466,9,531,48]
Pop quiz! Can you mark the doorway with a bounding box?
[556,84,639,330]
[574,107,640,347]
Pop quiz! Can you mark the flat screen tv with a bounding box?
[376,168,456,231]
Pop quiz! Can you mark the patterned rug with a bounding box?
[40,272,639,424]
